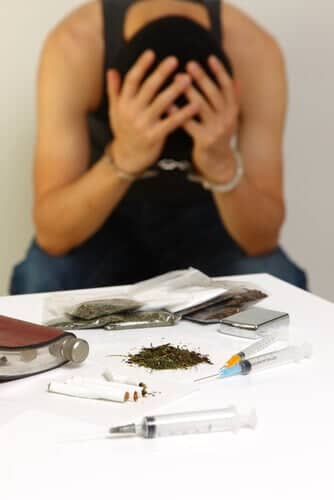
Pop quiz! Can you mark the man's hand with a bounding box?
[107,50,199,176]
[180,55,240,183]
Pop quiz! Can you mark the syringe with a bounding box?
[109,406,257,439]
[223,331,283,368]
[195,343,312,382]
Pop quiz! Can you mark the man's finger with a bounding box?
[165,103,202,140]
[106,69,121,102]
[146,73,191,121]
[167,104,178,115]
[183,83,213,121]
[234,79,242,108]
[181,118,202,140]
[186,61,223,111]
[154,103,199,138]
[137,56,179,107]
[122,50,156,99]
[208,55,236,109]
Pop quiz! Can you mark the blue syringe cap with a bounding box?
[219,364,242,378]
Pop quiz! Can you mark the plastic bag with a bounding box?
[68,298,141,320]
[104,310,180,330]
[182,289,268,324]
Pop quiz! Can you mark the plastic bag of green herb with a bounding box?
[104,311,180,330]
[46,314,123,330]
[67,298,142,320]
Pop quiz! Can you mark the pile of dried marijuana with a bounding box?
[126,343,212,370]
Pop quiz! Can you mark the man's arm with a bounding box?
[213,6,286,255]
[182,6,286,256]
[34,7,196,256]
[213,37,286,255]
[33,9,133,256]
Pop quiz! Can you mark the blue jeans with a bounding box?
[9,199,308,294]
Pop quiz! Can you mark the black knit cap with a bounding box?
[112,16,234,163]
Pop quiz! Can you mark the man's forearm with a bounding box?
[213,170,285,256]
[34,154,132,256]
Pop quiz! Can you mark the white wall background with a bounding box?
[1,1,333,300]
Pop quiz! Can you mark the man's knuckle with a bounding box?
[126,71,138,85]
[171,113,183,126]
[217,124,226,136]
[135,116,145,130]
[146,130,156,144]
[204,135,215,147]
[121,106,132,121]
[232,107,240,121]
[118,100,126,111]
[226,119,234,132]
[197,72,207,84]
[227,111,237,125]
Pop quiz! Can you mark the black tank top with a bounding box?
[87,0,224,203]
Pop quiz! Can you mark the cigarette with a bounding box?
[67,376,114,387]
[103,369,139,386]
[48,381,129,403]
[65,376,142,401]
[104,382,141,401]
[102,370,147,397]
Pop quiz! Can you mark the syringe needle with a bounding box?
[109,424,137,436]
[194,372,219,382]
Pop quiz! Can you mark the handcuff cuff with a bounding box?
[104,145,244,193]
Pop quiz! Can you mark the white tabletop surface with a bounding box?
[1,273,333,500]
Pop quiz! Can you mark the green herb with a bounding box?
[69,298,141,320]
[126,343,212,370]
[104,310,179,330]
[47,314,118,329]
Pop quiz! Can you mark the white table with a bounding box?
[1,273,333,500]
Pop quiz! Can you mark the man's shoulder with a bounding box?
[223,4,287,126]
[224,3,284,66]
[42,1,103,65]
[38,1,104,111]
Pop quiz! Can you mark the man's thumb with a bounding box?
[107,69,121,101]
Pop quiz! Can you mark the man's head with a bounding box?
[112,15,233,163]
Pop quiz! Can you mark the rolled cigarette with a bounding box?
[48,381,129,403]
[65,377,142,401]
[67,376,113,387]
[102,370,146,398]
[103,382,142,401]
[103,369,139,387]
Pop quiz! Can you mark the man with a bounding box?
[10,0,307,293]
